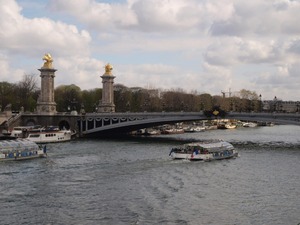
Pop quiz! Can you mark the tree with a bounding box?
[16,74,39,111]
[114,84,131,112]
[199,93,213,111]
[239,89,258,100]
[55,84,82,112]
[129,90,140,112]
[239,89,259,112]
[0,82,16,111]
[82,88,102,112]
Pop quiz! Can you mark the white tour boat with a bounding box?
[26,126,73,144]
[0,136,47,161]
[169,140,238,161]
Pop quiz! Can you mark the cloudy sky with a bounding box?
[1,0,300,100]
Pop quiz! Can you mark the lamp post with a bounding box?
[273,96,277,112]
[70,98,78,115]
[126,101,130,112]
[80,104,85,115]
[259,94,262,112]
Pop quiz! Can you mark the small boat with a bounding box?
[26,126,73,143]
[161,128,184,134]
[205,125,218,130]
[217,123,236,129]
[225,123,237,129]
[243,122,258,127]
[217,122,227,129]
[184,126,205,133]
[0,136,47,161]
[169,140,238,161]
[145,128,161,135]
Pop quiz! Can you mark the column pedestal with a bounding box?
[36,68,57,115]
[97,74,115,113]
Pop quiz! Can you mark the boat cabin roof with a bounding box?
[184,141,234,152]
[12,125,41,131]
[0,138,39,151]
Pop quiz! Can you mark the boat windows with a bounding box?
[45,134,56,137]
[29,134,40,138]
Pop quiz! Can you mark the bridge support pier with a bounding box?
[97,64,115,113]
[36,54,57,115]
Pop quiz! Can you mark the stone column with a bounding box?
[36,53,57,115]
[97,63,115,113]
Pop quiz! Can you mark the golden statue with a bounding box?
[42,53,53,68]
[104,63,113,75]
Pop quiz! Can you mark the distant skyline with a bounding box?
[1,0,300,100]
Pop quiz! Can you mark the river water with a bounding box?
[0,125,299,225]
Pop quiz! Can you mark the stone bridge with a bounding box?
[78,111,300,136]
[3,111,300,137]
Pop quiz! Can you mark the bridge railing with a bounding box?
[84,111,203,117]
[228,111,300,118]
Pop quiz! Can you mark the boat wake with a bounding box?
[230,140,300,149]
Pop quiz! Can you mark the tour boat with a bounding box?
[0,136,47,161]
[169,140,238,161]
[26,126,73,144]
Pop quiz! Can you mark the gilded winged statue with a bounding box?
[42,53,53,68]
[104,63,113,75]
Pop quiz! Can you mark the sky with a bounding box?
[1,0,300,101]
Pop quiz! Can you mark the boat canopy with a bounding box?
[184,141,234,152]
[0,139,39,153]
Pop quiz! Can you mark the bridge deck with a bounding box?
[14,111,300,137]
[79,112,300,136]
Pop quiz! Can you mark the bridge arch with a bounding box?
[9,111,300,137]
[58,120,70,130]
[24,118,38,126]
[79,112,300,137]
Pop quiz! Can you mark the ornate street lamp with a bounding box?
[273,96,277,112]
[259,94,262,112]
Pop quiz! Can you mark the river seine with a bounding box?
[1,125,299,225]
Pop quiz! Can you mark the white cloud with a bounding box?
[55,56,105,89]
[1,0,300,101]
[0,0,98,89]
[210,0,300,36]
[0,53,25,82]
[48,0,235,33]
[115,63,178,88]
[48,0,138,30]
[0,0,91,57]
[288,38,300,55]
